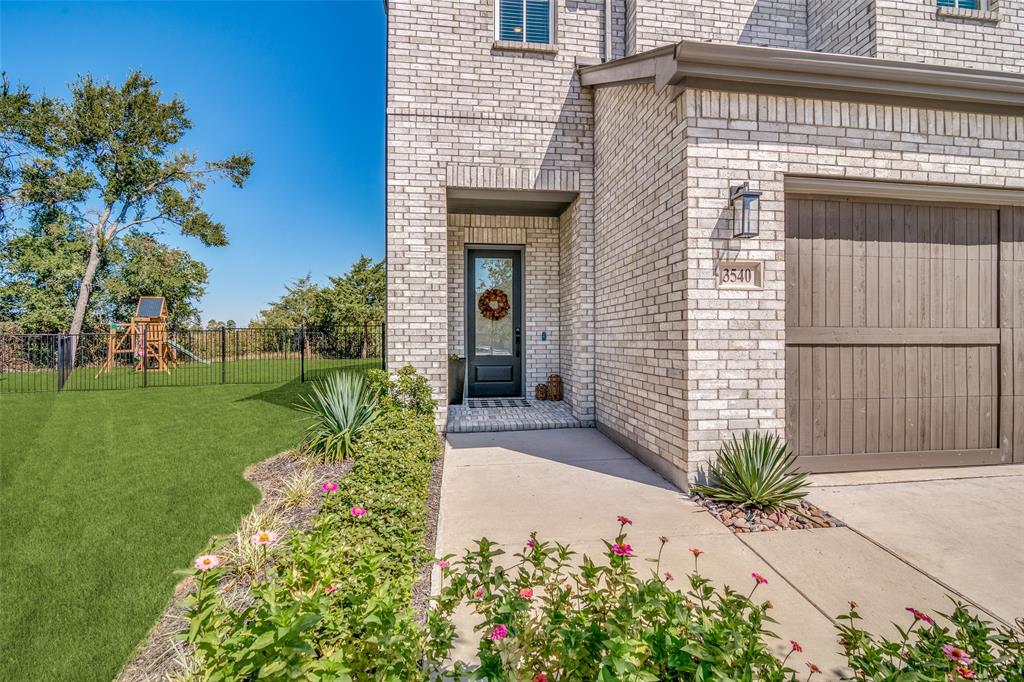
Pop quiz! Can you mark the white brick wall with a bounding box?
[807,0,876,55]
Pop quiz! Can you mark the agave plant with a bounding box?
[691,431,808,509]
[296,372,380,462]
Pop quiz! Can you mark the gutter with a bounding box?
[579,40,1024,114]
[604,0,612,62]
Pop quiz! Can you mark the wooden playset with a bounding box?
[95,296,178,377]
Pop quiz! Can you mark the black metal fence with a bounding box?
[0,325,385,394]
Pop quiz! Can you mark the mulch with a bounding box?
[693,495,844,533]
[413,434,447,620]
[117,452,351,682]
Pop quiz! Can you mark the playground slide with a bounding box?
[166,339,212,365]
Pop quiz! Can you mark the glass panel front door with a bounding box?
[466,249,522,397]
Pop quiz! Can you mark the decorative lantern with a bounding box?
[730,182,762,239]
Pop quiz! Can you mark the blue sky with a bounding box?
[1,0,385,324]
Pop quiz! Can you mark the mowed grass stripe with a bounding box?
[0,379,334,681]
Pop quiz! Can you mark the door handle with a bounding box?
[514,327,521,358]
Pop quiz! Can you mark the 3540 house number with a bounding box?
[717,260,762,290]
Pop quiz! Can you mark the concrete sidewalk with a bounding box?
[436,429,1023,679]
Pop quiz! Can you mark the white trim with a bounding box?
[494,0,555,45]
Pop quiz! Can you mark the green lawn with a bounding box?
[0,379,333,680]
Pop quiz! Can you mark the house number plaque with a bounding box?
[717,260,762,290]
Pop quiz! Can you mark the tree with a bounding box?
[6,71,252,341]
[251,274,319,328]
[93,234,208,329]
[316,256,385,358]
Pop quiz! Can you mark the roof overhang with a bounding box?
[446,188,578,217]
[579,41,1024,114]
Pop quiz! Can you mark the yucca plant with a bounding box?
[296,372,381,462]
[691,431,809,509]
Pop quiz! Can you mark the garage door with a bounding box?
[785,197,1022,472]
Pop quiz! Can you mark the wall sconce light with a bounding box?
[730,182,762,239]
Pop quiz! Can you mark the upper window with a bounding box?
[497,0,553,44]
[937,0,983,9]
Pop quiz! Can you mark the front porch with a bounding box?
[443,184,594,433]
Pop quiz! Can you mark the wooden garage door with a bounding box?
[785,197,1022,472]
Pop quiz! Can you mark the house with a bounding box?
[385,0,1024,488]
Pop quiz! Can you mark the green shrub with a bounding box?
[363,364,436,415]
[296,372,381,462]
[691,431,808,509]
[837,601,1024,680]
[184,404,444,680]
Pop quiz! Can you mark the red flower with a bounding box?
[905,607,934,625]
[659,535,669,544]
[752,572,768,585]
[563,582,572,592]
[324,584,336,595]
[617,515,633,526]
[690,547,704,558]
[790,640,803,653]
[534,675,548,682]
[436,560,450,569]
[664,572,674,581]
[474,587,484,599]
[806,662,821,674]
[848,600,858,609]
[519,587,534,599]
[956,666,976,680]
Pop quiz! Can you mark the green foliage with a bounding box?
[185,406,444,680]
[361,365,437,416]
[1,71,251,335]
[251,273,320,328]
[296,372,381,463]
[691,431,809,510]
[435,527,795,682]
[837,601,1024,680]
[395,364,436,415]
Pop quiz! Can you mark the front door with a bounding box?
[466,248,523,398]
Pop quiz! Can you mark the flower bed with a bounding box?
[694,495,844,532]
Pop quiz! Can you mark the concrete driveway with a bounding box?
[436,429,1024,679]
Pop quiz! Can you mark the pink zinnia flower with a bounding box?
[942,645,972,665]
[849,600,859,609]
[324,584,336,595]
[617,515,632,526]
[790,640,803,652]
[489,624,509,641]
[806,662,821,674]
[664,572,674,581]
[905,607,934,624]
[659,535,669,544]
[519,587,533,599]
[534,674,548,682]
[251,530,279,546]
[690,547,703,558]
[956,665,976,680]
[752,572,768,585]
[350,505,367,517]
[436,560,450,569]
[321,481,338,492]
[527,538,536,548]
[611,543,633,556]
[474,586,484,599]
[194,554,220,571]
[564,583,572,592]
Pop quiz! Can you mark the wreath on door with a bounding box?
[478,288,510,321]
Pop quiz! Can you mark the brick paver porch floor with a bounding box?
[445,399,584,433]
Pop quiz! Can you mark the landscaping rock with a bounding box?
[691,493,843,535]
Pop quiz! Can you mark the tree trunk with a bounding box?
[68,235,102,362]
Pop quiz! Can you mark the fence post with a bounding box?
[300,324,306,383]
[56,334,66,391]
[142,325,148,388]
[381,322,386,370]
[220,326,227,384]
